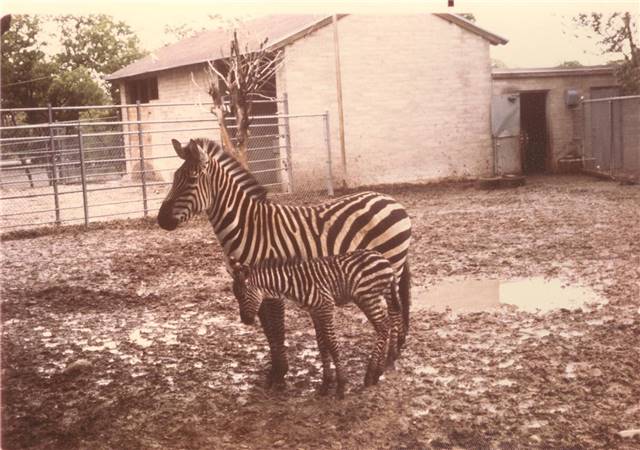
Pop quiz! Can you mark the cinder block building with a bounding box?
[107,14,508,187]
[491,66,619,175]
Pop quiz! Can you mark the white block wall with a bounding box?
[277,14,495,189]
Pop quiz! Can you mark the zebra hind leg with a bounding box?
[358,296,391,387]
[258,299,289,390]
[398,259,411,350]
[385,279,403,368]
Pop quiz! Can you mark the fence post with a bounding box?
[609,100,614,177]
[322,111,334,196]
[136,101,148,217]
[77,124,90,226]
[47,104,61,225]
[281,93,294,193]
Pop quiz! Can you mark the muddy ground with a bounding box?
[1,175,639,449]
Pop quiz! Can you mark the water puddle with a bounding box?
[414,277,605,314]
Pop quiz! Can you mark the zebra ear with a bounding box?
[186,139,209,168]
[171,139,187,160]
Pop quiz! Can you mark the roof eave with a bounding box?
[492,66,616,79]
[107,15,338,82]
[434,13,508,45]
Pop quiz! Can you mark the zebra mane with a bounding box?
[194,137,268,203]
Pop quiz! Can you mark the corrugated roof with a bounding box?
[107,14,508,81]
[492,65,615,79]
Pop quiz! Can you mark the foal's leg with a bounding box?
[311,315,333,396]
[357,295,391,387]
[386,309,401,368]
[384,287,403,367]
[258,299,288,389]
[314,305,346,398]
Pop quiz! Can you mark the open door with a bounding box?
[520,92,548,174]
[491,93,521,175]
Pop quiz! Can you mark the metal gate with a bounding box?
[582,94,640,178]
[1,101,334,231]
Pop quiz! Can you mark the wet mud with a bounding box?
[2,176,639,449]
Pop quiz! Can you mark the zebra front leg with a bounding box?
[311,315,333,396]
[258,299,288,389]
[315,306,346,399]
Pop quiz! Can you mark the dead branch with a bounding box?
[205,29,283,169]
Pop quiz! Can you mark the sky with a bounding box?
[2,0,639,68]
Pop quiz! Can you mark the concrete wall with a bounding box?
[277,14,495,189]
[492,72,617,172]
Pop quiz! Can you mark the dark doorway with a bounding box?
[520,92,548,174]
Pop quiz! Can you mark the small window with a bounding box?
[126,77,159,104]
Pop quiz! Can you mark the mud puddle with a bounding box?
[413,277,606,314]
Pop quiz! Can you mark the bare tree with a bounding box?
[206,31,282,168]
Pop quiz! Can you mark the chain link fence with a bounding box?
[581,95,640,179]
[0,100,334,231]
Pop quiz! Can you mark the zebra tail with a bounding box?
[399,259,411,337]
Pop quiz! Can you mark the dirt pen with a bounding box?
[2,175,639,449]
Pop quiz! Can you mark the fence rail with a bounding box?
[1,100,334,231]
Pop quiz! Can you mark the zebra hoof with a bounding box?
[364,370,376,387]
[265,372,286,391]
[318,383,330,397]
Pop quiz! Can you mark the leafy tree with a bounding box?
[1,14,147,124]
[47,67,110,121]
[573,12,639,93]
[491,58,508,69]
[556,60,584,68]
[0,15,55,122]
[53,14,147,102]
[459,13,476,23]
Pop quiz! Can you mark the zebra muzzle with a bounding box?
[157,202,179,231]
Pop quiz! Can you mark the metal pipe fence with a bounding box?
[0,100,334,231]
[580,95,640,179]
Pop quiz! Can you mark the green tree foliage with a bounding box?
[53,15,146,102]
[556,60,584,68]
[1,14,146,124]
[53,15,145,77]
[47,67,110,121]
[459,13,476,23]
[0,15,55,122]
[573,12,639,94]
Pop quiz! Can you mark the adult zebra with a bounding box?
[157,138,412,387]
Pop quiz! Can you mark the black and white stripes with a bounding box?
[158,138,412,386]
[230,250,404,397]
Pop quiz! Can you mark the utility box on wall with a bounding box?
[565,89,580,108]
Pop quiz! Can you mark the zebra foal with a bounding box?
[230,250,403,398]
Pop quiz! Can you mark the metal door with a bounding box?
[491,93,521,175]
[590,87,622,172]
